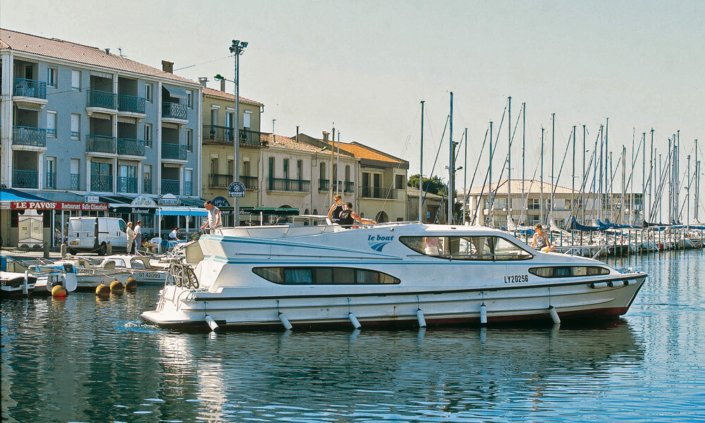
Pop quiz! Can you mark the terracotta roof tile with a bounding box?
[1,28,199,86]
[203,87,262,106]
[262,134,324,153]
[328,141,406,164]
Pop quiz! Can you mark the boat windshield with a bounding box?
[400,236,533,260]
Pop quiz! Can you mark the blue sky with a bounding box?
[2,0,703,215]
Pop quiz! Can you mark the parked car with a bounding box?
[67,217,127,255]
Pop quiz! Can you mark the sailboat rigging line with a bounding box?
[472,105,507,225]
[421,115,450,210]
[567,148,597,225]
[615,135,644,224]
[462,128,489,221]
[548,129,574,226]
[487,103,525,215]
[649,146,674,222]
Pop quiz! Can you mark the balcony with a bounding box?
[46,172,56,190]
[241,175,258,190]
[345,182,355,193]
[13,78,46,99]
[162,102,187,122]
[161,143,188,161]
[86,90,117,115]
[71,174,80,190]
[360,186,399,200]
[269,178,310,193]
[118,94,146,115]
[241,129,264,147]
[319,179,330,192]
[204,125,235,144]
[13,126,46,148]
[162,179,180,195]
[86,134,117,154]
[117,177,138,194]
[117,138,146,157]
[13,170,38,189]
[209,174,232,188]
[90,174,113,192]
[143,178,152,194]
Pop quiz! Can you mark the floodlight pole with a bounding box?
[229,40,247,226]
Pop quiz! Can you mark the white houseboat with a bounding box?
[141,223,647,331]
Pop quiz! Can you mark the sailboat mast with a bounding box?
[551,113,555,224]
[572,125,576,219]
[649,129,654,222]
[582,125,586,224]
[622,146,626,225]
[464,127,468,224]
[419,101,424,222]
[696,139,700,223]
[508,97,512,226]
[522,103,526,225]
[687,154,691,226]
[642,132,646,224]
[448,92,454,225]
[489,121,493,226]
[540,126,544,225]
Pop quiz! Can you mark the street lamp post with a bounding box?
[215,40,247,227]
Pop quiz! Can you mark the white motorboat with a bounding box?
[0,271,36,298]
[98,255,169,285]
[63,257,130,290]
[141,223,647,331]
[28,262,78,296]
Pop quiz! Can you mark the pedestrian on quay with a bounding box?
[126,221,134,255]
[133,220,143,254]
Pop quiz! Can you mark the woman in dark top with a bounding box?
[338,202,376,228]
[328,194,344,224]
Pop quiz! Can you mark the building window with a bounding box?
[71,70,81,89]
[345,165,351,182]
[145,83,153,102]
[528,198,540,210]
[47,111,57,137]
[395,174,404,190]
[243,111,251,129]
[283,159,289,179]
[47,67,58,87]
[70,159,80,190]
[185,169,193,196]
[186,129,193,152]
[143,123,152,147]
[211,158,219,175]
[143,164,152,194]
[46,157,57,189]
[187,91,194,108]
[71,114,80,140]
[227,159,233,176]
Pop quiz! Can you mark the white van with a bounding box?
[67,217,128,255]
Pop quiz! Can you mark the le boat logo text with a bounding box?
[368,234,394,252]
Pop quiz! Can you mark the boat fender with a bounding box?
[348,312,361,329]
[278,312,293,330]
[549,305,561,324]
[110,280,124,294]
[624,280,632,286]
[95,284,110,297]
[416,309,427,328]
[590,282,609,289]
[125,278,137,292]
[23,270,29,296]
[608,280,624,288]
[51,285,67,297]
[480,303,487,325]
[205,315,219,332]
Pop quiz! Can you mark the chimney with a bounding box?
[104,48,110,55]
[322,131,330,141]
[162,60,174,74]
[198,77,208,87]
[220,78,226,92]
[296,126,299,142]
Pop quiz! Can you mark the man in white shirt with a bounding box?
[168,228,179,241]
[200,201,222,233]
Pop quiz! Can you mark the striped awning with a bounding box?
[163,85,188,100]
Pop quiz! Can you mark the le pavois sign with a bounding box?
[11,201,108,211]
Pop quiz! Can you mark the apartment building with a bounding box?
[0,29,202,246]
[199,78,264,226]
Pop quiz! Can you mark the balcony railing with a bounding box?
[209,174,232,188]
[360,186,399,200]
[71,174,80,190]
[162,179,180,195]
[117,138,146,156]
[345,181,355,193]
[117,177,138,194]
[13,170,38,189]
[87,89,117,109]
[240,129,263,147]
[269,178,310,192]
[143,178,152,194]
[90,174,113,192]
[241,175,258,190]
[162,102,187,120]
[161,143,188,160]
[118,94,146,114]
[184,181,192,196]
[319,179,330,191]
[86,134,117,154]
[204,125,235,143]
[71,131,81,140]
[45,172,56,189]
[13,126,46,147]
[13,78,46,99]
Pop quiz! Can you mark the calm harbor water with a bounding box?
[2,251,704,422]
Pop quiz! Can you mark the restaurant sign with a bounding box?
[11,201,109,211]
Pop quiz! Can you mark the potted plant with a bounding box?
[142,241,155,253]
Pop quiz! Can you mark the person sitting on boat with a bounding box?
[531,223,555,252]
[200,201,222,234]
[168,228,179,241]
[327,194,344,224]
[338,202,376,229]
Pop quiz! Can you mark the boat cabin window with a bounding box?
[106,259,126,268]
[130,259,147,269]
[400,236,533,260]
[529,266,610,278]
[253,267,401,285]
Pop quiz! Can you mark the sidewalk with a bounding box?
[0,248,100,259]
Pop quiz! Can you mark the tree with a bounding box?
[407,174,446,196]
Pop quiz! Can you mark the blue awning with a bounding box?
[157,207,207,217]
[163,85,188,101]
[0,189,46,203]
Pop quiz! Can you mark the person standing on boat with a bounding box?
[133,220,143,254]
[126,222,134,255]
[338,202,376,228]
[532,223,554,252]
[201,201,222,233]
[327,194,344,224]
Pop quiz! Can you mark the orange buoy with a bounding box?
[51,285,68,297]
[95,284,110,297]
[110,280,124,294]
[125,277,137,292]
